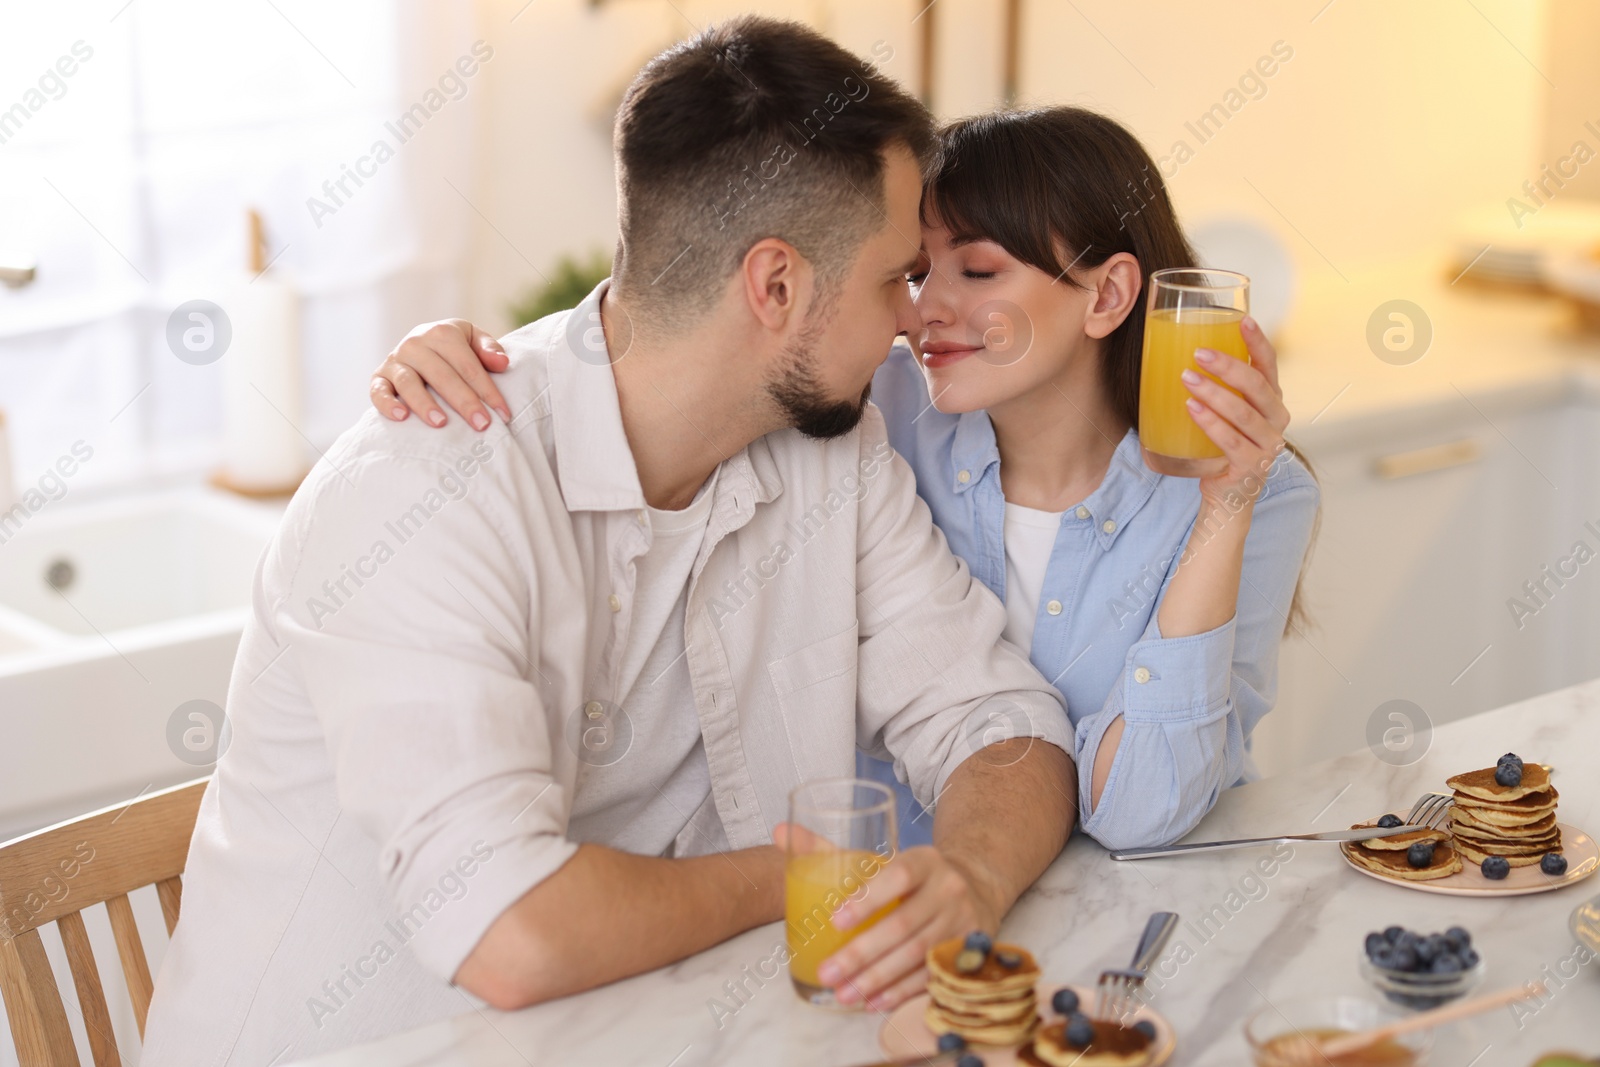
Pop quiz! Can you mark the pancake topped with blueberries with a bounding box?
[1020,992,1158,1067]
[924,932,1040,1046]
[1447,757,1551,802]
[1347,836,1463,880]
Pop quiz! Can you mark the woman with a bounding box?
[366,106,1319,851]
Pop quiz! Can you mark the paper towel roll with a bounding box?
[214,275,307,495]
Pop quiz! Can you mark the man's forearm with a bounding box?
[456,842,784,1009]
[932,738,1076,924]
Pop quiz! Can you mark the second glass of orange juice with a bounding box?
[1138,268,1251,478]
[785,778,898,1007]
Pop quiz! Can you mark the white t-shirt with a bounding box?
[570,470,721,857]
[1002,501,1065,653]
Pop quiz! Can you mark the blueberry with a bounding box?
[1430,952,1464,974]
[1364,932,1387,957]
[1064,1013,1095,1048]
[1445,926,1471,950]
[937,1032,967,1053]
[1051,987,1081,1016]
[1415,936,1441,964]
[1494,762,1523,788]
[1132,1019,1158,1040]
[1391,945,1419,972]
[1376,813,1404,828]
[1541,852,1568,876]
[995,950,1022,969]
[963,931,993,956]
[1396,929,1422,951]
[1498,752,1522,767]
[1460,947,1481,968]
[1482,855,1511,880]
[1407,841,1436,868]
[1383,925,1406,943]
[956,1055,984,1067]
[1371,946,1397,970]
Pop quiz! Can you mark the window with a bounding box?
[0,1,479,490]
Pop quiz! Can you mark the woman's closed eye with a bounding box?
[906,268,998,284]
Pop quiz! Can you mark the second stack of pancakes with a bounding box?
[1447,761,1560,866]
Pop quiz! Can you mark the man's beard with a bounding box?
[764,307,872,440]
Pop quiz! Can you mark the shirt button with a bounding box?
[637,509,646,523]
[1134,666,1151,684]
[1075,506,1090,520]
[1102,519,1117,534]
[608,594,621,612]
[957,469,971,484]
[584,701,604,720]
[1046,599,1063,615]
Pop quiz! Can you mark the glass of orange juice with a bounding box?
[785,778,898,1007]
[1137,268,1251,477]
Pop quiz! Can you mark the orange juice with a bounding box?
[1138,306,1249,467]
[785,848,897,1001]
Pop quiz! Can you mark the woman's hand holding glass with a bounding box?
[1180,314,1290,509]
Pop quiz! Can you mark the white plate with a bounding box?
[1340,822,1598,897]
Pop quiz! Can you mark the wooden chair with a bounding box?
[0,779,208,1067]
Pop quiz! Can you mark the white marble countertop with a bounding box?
[288,678,1600,1067]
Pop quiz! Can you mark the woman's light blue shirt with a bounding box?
[859,345,1320,851]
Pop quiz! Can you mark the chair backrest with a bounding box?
[0,779,208,1067]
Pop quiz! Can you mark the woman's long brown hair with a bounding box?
[921,106,1318,633]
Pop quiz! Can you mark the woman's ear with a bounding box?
[1083,252,1143,340]
[742,238,811,332]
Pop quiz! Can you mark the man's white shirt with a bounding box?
[141,282,1072,1064]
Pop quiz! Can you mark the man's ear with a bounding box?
[742,238,811,332]
[1083,252,1143,340]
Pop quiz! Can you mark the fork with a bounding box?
[1108,791,1455,861]
[1094,911,1179,1022]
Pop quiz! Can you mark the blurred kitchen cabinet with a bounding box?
[1252,390,1600,774]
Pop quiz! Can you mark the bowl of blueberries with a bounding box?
[1360,924,1484,1010]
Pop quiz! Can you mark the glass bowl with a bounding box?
[1359,949,1486,1010]
[1244,995,1432,1066]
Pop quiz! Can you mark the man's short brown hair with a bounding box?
[612,16,936,327]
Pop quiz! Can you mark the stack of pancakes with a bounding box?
[1345,824,1463,881]
[1447,762,1561,867]
[924,937,1040,1045]
[1022,1019,1155,1067]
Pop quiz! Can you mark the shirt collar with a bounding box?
[1079,429,1163,549]
[949,409,1001,494]
[548,279,784,516]
[547,280,646,513]
[950,411,1161,549]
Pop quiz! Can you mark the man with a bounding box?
[143,16,1076,1062]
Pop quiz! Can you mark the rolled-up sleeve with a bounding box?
[274,434,581,980]
[848,408,1074,810]
[1075,478,1320,850]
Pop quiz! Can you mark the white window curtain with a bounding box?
[0,0,483,492]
